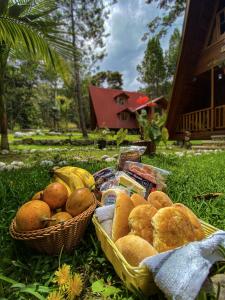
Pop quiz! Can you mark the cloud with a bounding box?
[100,0,183,91]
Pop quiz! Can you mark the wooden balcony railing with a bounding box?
[177,107,212,132]
[215,105,225,129]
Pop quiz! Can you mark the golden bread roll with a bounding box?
[152,207,196,252]
[112,192,134,242]
[173,203,205,240]
[128,204,157,244]
[147,191,173,209]
[115,235,158,266]
[130,193,147,207]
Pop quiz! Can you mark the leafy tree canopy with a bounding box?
[91,71,123,89]
[143,0,186,39]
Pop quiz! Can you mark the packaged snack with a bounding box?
[116,171,146,197]
[101,187,129,206]
[123,162,170,196]
[118,146,146,170]
[94,167,116,190]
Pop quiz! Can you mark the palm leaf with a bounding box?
[0,16,73,67]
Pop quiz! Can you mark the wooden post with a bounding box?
[211,67,214,132]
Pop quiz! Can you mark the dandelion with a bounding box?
[53,264,71,287]
[47,290,64,300]
[66,273,83,300]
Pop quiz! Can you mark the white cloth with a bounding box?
[141,231,225,300]
[95,205,115,237]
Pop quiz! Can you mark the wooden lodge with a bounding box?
[167,0,225,139]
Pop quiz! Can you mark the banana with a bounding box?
[54,175,72,196]
[54,166,77,174]
[72,167,95,190]
[54,169,84,192]
[68,173,85,191]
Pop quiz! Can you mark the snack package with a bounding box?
[123,161,170,197]
[94,167,116,191]
[118,146,146,170]
[116,171,146,197]
[101,187,130,206]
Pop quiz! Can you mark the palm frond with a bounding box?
[0,16,73,58]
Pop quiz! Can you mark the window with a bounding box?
[115,96,127,105]
[119,112,130,120]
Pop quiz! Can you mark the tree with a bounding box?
[144,0,186,39]
[59,0,115,138]
[164,28,181,97]
[165,28,181,79]
[137,37,166,98]
[0,0,72,150]
[91,71,123,89]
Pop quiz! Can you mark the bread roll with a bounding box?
[130,193,147,207]
[147,191,173,209]
[112,192,134,242]
[115,235,158,266]
[128,204,157,244]
[173,203,205,240]
[152,207,196,252]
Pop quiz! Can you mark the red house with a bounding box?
[89,85,167,129]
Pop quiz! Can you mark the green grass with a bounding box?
[9,132,140,142]
[0,154,224,299]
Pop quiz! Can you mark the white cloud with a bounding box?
[100,0,183,91]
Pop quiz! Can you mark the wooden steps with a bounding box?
[192,135,225,151]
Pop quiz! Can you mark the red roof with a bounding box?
[89,85,149,129]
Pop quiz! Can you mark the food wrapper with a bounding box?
[115,171,146,197]
[123,161,170,196]
[118,146,146,170]
[93,167,116,191]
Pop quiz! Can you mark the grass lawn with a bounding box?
[0,153,224,299]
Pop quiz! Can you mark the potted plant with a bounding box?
[135,110,169,155]
[97,128,109,149]
[116,128,128,148]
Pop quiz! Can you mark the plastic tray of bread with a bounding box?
[92,189,219,296]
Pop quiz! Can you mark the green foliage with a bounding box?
[91,279,121,298]
[0,0,72,67]
[161,127,169,147]
[116,128,128,147]
[137,37,166,98]
[97,127,110,141]
[165,28,181,79]
[0,274,49,300]
[136,111,168,146]
[91,71,123,90]
[144,0,186,39]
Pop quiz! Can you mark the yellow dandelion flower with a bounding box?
[47,290,64,300]
[53,264,71,287]
[66,273,83,300]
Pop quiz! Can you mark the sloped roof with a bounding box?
[89,85,147,128]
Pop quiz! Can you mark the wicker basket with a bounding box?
[92,215,219,296]
[10,195,97,255]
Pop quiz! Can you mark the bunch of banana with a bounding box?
[54,166,95,193]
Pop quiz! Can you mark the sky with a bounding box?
[99,0,184,91]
